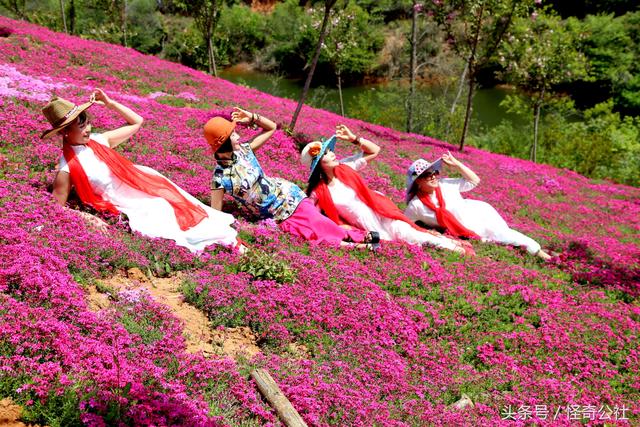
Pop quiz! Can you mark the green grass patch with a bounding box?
[234,248,296,284]
[516,206,547,226]
[155,96,217,110]
[180,278,248,328]
[0,373,83,427]
[372,161,406,193]
[94,281,117,298]
[117,310,166,345]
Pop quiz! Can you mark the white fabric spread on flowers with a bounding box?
[314,153,457,250]
[404,178,541,254]
[58,133,237,252]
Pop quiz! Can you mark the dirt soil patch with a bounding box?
[87,268,261,359]
[0,398,42,427]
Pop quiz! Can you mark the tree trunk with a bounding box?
[458,2,484,151]
[121,0,127,47]
[206,34,218,76]
[450,62,468,114]
[458,72,475,151]
[68,0,75,34]
[289,0,336,131]
[251,369,308,427]
[406,0,418,133]
[531,88,544,163]
[59,0,68,33]
[8,0,26,20]
[337,70,344,116]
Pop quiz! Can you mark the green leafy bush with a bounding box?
[236,249,296,284]
[350,82,466,144]
[215,4,267,66]
[472,97,640,186]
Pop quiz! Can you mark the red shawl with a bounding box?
[63,139,206,231]
[313,164,424,231]
[418,186,479,239]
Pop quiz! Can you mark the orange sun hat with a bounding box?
[203,117,236,153]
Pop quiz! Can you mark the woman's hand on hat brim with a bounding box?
[336,124,356,142]
[231,107,252,124]
[442,151,460,167]
[91,88,112,107]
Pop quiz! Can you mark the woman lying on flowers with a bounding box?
[44,89,241,253]
[301,125,471,255]
[404,153,552,260]
[205,108,377,248]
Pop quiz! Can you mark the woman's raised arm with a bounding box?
[95,89,144,148]
[336,124,380,163]
[442,151,480,187]
[231,107,276,152]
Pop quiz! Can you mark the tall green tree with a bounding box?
[0,0,26,19]
[177,0,221,76]
[565,13,635,111]
[67,0,76,34]
[429,0,536,150]
[320,1,381,116]
[88,0,128,45]
[59,0,68,33]
[407,0,419,132]
[499,12,588,162]
[289,0,339,132]
[405,1,441,133]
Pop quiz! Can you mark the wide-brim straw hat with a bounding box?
[300,135,337,180]
[204,116,236,153]
[405,158,443,202]
[41,95,94,139]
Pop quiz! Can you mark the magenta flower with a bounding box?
[0,14,637,427]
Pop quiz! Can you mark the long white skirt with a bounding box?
[100,165,238,253]
[459,200,540,254]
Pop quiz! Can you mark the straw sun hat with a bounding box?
[300,135,337,180]
[41,95,95,139]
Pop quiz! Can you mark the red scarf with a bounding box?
[314,164,424,231]
[418,186,479,239]
[63,139,207,231]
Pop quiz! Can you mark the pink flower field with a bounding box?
[0,17,638,426]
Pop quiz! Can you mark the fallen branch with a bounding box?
[251,369,308,427]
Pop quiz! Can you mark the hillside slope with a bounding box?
[0,17,638,426]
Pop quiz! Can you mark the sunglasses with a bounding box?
[413,169,439,178]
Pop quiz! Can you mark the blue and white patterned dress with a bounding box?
[212,143,305,222]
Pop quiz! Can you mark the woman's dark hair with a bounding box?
[306,166,327,196]
[214,136,233,158]
[61,111,90,136]
[77,111,88,127]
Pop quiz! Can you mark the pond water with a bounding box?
[219,66,526,132]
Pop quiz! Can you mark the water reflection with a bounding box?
[219,65,526,132]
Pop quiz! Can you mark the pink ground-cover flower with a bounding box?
[0,15,638,426]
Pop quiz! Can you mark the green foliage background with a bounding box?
[2,0,638,186]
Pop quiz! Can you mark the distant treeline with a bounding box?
[2,0,639,186]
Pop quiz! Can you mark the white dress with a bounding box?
[311,154,458,251]
[58,133,238,252]
[404,178,541,254]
